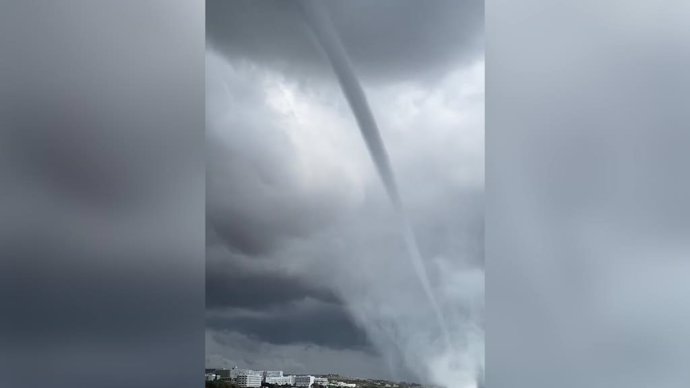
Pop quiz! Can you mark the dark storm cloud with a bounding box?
[206,0,483,82]
[208,300,372,351]
[208,215,282,256]
[206,262,340,310]
[207,206,333,256]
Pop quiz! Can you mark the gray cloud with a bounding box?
[207,299,372,351]
[207,0,483,83]
[206,259,340,310]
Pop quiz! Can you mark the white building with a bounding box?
[232,368,255,378]
[263,370,284,378]
[294,375,315,387]
[331,382,356,387]
[314,377,329,386]
[236,372,262,388]
[265,375,295,386]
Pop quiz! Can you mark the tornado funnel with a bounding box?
[299,0,451,348]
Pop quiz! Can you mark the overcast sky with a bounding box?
[205,1,484,384]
